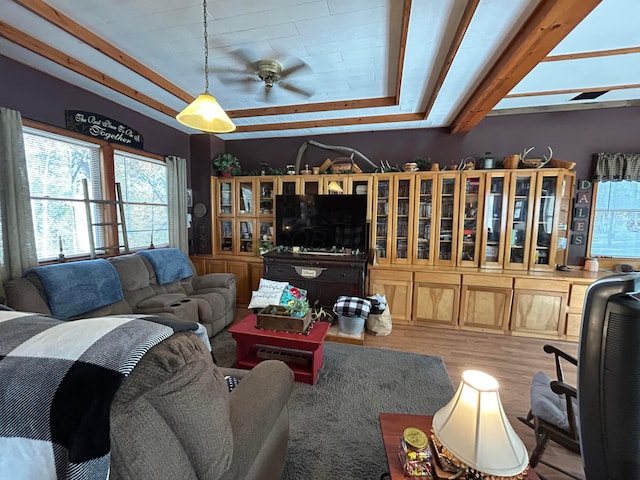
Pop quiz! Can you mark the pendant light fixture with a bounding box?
[176,0,235,133]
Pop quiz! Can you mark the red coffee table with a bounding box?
[228,314,330,385]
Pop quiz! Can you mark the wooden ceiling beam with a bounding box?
[227,97,397,118]
[423,0,480,120]
[544,46,640,62]
[449,0,602,134]
[13,0,194,104]
[0,20,179,117]
[394,0,412,102]
[234,113,425,133]
[505,83,640,99]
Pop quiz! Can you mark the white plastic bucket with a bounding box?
[338,314,365,335]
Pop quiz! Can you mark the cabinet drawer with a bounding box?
[569,283,589,307]
[462,274,512,289]
[514,278,569,293]
[370,269,413,282]
[414,272,460,284]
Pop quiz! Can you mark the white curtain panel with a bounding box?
[165,155,189,254]
[0,107,38,300]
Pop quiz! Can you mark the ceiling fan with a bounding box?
[215,48,314,102]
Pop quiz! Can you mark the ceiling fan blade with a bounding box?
[279,82,313,99]
[227,47,257,69]
[281,59,310,78]
[215,73,255,86]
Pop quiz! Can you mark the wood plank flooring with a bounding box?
[233,308,583,479]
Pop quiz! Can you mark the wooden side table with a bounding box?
[228,314,330,384]
[379,413,539,480]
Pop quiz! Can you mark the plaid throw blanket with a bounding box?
[0,311,209,480]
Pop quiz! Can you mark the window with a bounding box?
[23,126,168,261]
[591,181,640,258]
[114,150,168,250]
[23,127,102,261]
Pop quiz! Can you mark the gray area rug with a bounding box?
[211,330,455,480]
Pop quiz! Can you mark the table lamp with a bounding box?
[432,370,528,478]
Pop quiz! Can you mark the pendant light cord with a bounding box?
[203,0,209,93]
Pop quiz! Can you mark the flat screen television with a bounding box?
[275,194,368,252]
[578,272,640,479]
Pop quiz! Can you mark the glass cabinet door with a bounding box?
[258,178,275,216]
[373,177,391,264]
[413,175,434,265]
[504,172,537,270]
[480,173,509,268]
[236,179,254,216]
[457,173,485,267]
[347,175,373,221]
[302,177,322,195]
[322,176,345,195]
[433,173,460,266]
[217,219,234,254]
[277,177,299,195]
[238,219,255,255]
[392,176,413,264]
[529,170,574,270]
[217,179,233,216]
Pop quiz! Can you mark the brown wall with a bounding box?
[0,55,190,160]
[225,106,640,183]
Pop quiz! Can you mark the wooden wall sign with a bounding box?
[65,110,144,149]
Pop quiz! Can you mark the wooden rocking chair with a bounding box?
[518,345,581,479]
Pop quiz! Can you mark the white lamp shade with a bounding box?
[176,92,236,133]
[432,370,528,477]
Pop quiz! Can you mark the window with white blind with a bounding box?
[23,126,168,261]
[23,127,103,261]
[591,181,640,258]
[114,150,168,250]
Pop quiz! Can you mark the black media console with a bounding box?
[262,252,368,308]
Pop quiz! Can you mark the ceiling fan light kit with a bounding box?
[176,0,235,133]
[258,60,282,88]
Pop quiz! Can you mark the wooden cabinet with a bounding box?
[511,278,569,338]
[565,281,590,340]
[413,272,460,327]
[459,274,512,332]
[190,255,259,306]
[368,269,413,325]
[213,177,275,256]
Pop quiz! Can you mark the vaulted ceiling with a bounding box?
[1,0,638,140]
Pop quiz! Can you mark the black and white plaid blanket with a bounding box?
[0,311,210,480]
[333,295,372,318]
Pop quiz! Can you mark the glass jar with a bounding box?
[398,427,434,478]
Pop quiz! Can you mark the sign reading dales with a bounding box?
[65,110,144,149]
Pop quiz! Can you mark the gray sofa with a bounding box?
[110,332,294,480]
[3,249,236,338]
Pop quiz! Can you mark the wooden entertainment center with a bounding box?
[190,169,606,342]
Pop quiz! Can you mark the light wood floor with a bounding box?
[234,308,583,479]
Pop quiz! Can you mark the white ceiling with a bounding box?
[1,0,638,140]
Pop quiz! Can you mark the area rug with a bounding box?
[211,330,456,479]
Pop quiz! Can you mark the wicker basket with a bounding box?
[331,157,357,173]
[503,154,520,169]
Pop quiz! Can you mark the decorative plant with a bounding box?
[257,239,274,255]
[284,297,310,317]
[212,153,241,176]
[414,156,432,171]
